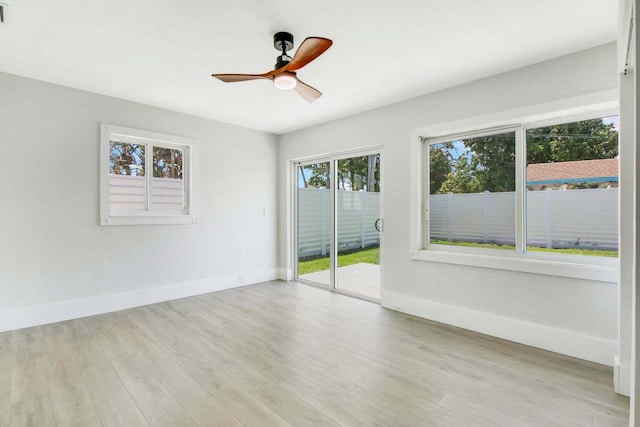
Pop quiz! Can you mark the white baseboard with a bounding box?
[381,291,616,366]
[613,356,631,396]
[0,269,279,333]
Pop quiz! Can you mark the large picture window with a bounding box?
[100,125,197,226]
[424,115,618,258]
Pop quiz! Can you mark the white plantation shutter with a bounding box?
[152,177,185,211]
[109,175,147,211]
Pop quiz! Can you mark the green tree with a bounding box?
[305,163,330,188]
[526,119,618,163]
[439,156,485,194]
[304,155,381,192]
[463,132,516,192]
[429,144,452,194]
[153,147,183,179]
[434,118,618,194]
[110,142,145,176]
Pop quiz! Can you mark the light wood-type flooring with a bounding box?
[1,281,630,426]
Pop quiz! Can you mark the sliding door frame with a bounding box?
[291,146,384,302]
[293,156,334,290]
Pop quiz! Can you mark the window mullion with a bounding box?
[423,140,429,249]
[183,147,188,212]
[146,143,152,212]
[515,126,526,253]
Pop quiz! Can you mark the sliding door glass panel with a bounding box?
[297,162,331,286]
[335,154,381,299]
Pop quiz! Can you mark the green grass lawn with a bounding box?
[430,240,618,257]
[298,246,380,275]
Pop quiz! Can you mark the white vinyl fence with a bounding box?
[430,188,618,250]
[298,188,380,258]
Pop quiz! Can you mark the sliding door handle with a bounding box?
[375,218,383,232]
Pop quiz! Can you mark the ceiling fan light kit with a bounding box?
[273,71,297,90]
[212,31,332,102]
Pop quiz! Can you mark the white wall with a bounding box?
[278,43,620,366]
[618,0,635,400]
[0,72,279,331]
[618,0,639,420]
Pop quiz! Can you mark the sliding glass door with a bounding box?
[296,161,331,287]
[295,151,382,300]
[336,154,381,299]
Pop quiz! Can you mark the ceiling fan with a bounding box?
[212,32,333,103]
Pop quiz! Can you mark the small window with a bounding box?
[525,116,618,257]
[100,125,197,226]
[428,130,517,250]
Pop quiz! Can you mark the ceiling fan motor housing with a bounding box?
[274,32,294,69]
[274,32,294,52]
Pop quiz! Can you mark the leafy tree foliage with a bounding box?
[462,133,516,192]
[430,118,618,194]
[301,155,380,192]
[439,156,484,194]
[153,147,183,179]
[526,119,618,163]
[110,143,184,180]
[429,143,452,194]
[110,142,145,176]
[302,163,330,188]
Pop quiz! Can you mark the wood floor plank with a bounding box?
[170,297,431,427]
[39,323,101,427]
[256,281,604,386]
[193,292,489,427]
[106,311,244,427]
[126,306,293,427]
[83,315,196,427]
[232,300,529,427]
[10,327,55,427]
[438,393,529,427]
[174,296,457,426]
[0,332,12,427]
[216,284,613,426]
[253,281,608,391]
[145,302,340,427]
[3,281,629,426]
[63,318,149,427]
[258,284,611,425]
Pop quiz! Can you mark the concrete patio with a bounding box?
[299,262,380,299]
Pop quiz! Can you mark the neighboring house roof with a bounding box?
[526,158,618,185]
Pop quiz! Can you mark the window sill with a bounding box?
[411,246,618,282]
[101,214,198,226]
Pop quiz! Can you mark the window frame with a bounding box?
[412,106,619,282]
[424,125,524,253]
[100,124,198,226]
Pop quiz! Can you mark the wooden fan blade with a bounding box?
[212,73,271,82]
[262,65,289,78]
[295,79,322,103]
[287,37,333,71]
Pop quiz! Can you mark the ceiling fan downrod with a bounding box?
[274,31,294,69]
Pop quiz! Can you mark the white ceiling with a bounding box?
[0,0,617,134]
